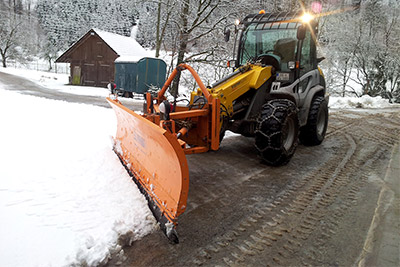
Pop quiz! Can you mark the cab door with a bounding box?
[297,29,319,108]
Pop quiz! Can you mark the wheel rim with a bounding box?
[282,118,295,151]
[317,109,326,136]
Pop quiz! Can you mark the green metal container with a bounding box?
[115,57,167,95]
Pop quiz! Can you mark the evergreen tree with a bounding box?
[35,0,138,51]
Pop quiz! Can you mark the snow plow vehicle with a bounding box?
[107,11,329,243]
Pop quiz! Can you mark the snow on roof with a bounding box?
[93,28,152,59]
[115,56,147,63]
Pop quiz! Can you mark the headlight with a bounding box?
[301,13,314,23]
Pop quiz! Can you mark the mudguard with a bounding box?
[107,97,189,243]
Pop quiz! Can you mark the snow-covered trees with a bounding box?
[0,9,20,67]
[136,0,304,93]
[35,0,138,51]
[1,0,398,102]
[320,0,400,102]
[34,0,139,70]
[137,0,229,93]
[0,0,38,67]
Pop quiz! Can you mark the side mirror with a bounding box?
[227,59,236,68]
[297,25,306,40]
[317,57,325,63]
[224,28,231,42]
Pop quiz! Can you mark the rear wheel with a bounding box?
[299,96,328,146]
[123,91,133,98]
[219,115,229,143]
[255,99,299,166]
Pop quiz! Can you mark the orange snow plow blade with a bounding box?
[107,98,189,243]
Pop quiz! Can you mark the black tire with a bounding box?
[299,96,328,146]
[255,99,299,166]
[219,116,228,143]
[123,91,133,98]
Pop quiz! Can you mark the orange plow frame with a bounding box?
[107,98,189,243]
[145,64,221,153]
[107,64,220,243]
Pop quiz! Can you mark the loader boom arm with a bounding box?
[144,64,221,153]
[158,64,212,103]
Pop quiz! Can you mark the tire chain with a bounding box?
[254,99,298,165]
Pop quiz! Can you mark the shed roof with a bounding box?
[93,28,152,59]
[56,28,152,63]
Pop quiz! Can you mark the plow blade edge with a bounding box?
[107,98,189,243]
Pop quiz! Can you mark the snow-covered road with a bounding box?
[0,88,156,266]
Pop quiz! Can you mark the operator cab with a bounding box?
[233,12,319,85]
[239,22,299,71]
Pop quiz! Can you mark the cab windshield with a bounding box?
[239,22,299,70]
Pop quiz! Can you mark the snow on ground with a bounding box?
[329,95,399,109]
[0,88,157,267]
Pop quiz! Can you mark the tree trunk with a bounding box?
[155,0,162,58]
[170,0,189,98]
[48,58,52,71]
[1,52,6,68]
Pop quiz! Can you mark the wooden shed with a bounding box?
[56,29,151,87]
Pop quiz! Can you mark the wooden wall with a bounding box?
[63,32,118,87]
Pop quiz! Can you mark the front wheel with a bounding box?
[299,96,328,146]
[255,99,299,166]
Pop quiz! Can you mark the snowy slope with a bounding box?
[0,88,157,266]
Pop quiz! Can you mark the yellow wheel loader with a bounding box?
[107,11,329,243]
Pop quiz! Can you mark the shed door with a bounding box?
[72,66,81,85]
[99,63,113,87]
[83,62,96,86]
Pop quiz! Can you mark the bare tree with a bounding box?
[155,0,175,58]
[0,6,22,67]
[319,0,399,101]
[169,0,230,95]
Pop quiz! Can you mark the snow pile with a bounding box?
[329,95,399,109]
[0,88,157,266]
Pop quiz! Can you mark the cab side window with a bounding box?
[300,31,313,76]
[240,30,257,65]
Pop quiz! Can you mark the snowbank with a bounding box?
[0,88,157,266]
[329,95,399,109]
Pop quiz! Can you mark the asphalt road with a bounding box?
[0,71,141,110]
[1,70,399,267]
